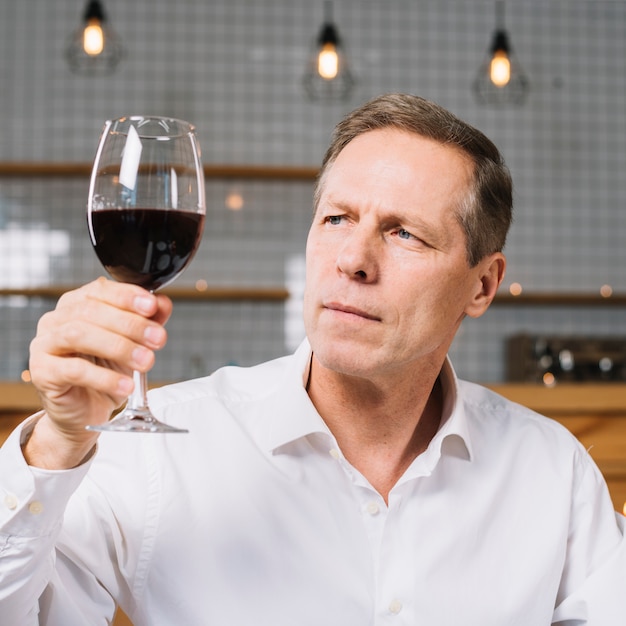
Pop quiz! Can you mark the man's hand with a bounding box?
[25,277,172,469]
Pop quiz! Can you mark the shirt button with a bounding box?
[365,501,380,516]
[28,501,44,515]
[389,598,403,614]
[4,494,18,510]
[329,448,341,460]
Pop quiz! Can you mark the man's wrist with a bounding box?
[22,414,98,470]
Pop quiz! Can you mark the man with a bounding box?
[1,94,624,624]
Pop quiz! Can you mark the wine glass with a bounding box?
[86,115,206,433]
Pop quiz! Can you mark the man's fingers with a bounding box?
[35,280,169,360]
[55,277,172,324]
[38,353,133,403]
[55,301,165,352]
[32,318,157,373]
[152,293,174,326]
[62,277,159,315]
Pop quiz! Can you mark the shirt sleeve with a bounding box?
[0,415,94,624]
[552,448,626,624]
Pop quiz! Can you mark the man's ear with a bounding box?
[465,252,506,319]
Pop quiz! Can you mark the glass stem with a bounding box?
[127,370,151,416]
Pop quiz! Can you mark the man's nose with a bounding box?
[335,226,379,281]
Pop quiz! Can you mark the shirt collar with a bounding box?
[431,357,474,461]
[263,339,473,463]
[262,339,333,453]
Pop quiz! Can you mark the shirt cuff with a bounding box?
[0,413,93,538]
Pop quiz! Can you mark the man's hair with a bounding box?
[314,93,513,267]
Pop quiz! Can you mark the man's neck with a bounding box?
[306,356,444,503]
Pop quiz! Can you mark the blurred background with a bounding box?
[1,0,625,383]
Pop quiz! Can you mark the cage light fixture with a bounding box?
[66,0,123,75]
[473,0,528,106]
[303,1,355,102]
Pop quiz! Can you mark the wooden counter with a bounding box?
[0,382,41,440]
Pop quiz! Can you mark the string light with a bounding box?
[473,1,528,106]
[66,0,123,75]
[303,1,355,101]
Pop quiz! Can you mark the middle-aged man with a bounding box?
[1,93,625,625]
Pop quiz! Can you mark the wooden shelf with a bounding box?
[0,286,289,302]
[0,162,318,181]
[493,292,626,307]
[4,287,623,307]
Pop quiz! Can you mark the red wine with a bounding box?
[89,208,204,290]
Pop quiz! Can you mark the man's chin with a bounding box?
[311,339,383,379]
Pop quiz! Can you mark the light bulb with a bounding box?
[318,43,339,80]
[83,19,104,56]
[490,50,511,87]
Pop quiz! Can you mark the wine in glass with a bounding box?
[86,115,206,433]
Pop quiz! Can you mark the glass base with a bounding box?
[86,407,188,433]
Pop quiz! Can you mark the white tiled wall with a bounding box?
[1,0,625,382]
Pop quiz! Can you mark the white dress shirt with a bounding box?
[1,340,625,625]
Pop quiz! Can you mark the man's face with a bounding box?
[303,128,503,382]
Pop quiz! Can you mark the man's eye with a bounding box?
[326,215,344,225]
[397,228,414,240]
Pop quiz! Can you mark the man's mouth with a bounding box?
[323,302,382,322]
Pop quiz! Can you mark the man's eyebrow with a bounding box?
[317,194,350,210]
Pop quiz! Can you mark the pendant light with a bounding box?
[303,1,355,102]
[66,0,123,75]
[473,0,528,106]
